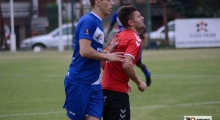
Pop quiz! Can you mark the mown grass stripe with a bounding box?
[1,101,219,118]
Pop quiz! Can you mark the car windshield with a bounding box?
[53,26,72,36]
[52,26,72,37]
[161,24,175,32]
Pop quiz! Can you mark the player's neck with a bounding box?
[126,27,138,35]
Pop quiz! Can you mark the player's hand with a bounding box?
[137,81,147,92]
[106,52,125,62]
[108,37,119,53]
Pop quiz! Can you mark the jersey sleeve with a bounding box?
[78,17,96,41]
[111,12,118,24]
[124,36,142,63]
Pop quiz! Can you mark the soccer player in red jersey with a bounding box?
[105,0,152,87]
[101,5,147,120]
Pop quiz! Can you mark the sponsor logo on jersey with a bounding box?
[96,34,102,40]
[92,27,104,44]
[85,29,89,35]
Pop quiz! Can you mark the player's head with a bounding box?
[120,0,130,6]
[90,0,114,16]
[118,5,145,31]
[90,0,95,7]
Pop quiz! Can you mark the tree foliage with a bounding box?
[160,0,220,18]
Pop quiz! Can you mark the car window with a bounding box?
[168,24,175,31]
[53,26,72,37]
[161,24,175,32]
[62,26,72,35]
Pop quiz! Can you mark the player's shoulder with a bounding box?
[80,13,95,22]
[120,30,137,38]
[119,30,141,42]
[79,13,101,27]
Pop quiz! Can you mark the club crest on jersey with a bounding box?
[85,29,89,35]
[96,34,102,40]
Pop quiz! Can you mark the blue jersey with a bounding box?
[111,12,124,32]
[66,12,104,85]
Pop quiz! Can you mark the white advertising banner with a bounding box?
[175,18,220,48]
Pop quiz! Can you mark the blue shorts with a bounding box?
[63,78,103,120]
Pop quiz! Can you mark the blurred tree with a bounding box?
[0,3,9,50]
[158,0,220,18]
[46,2,58,33]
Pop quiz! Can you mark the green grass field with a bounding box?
[0,48,220,120]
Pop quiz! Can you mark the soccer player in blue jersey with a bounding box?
[63,0,125,120]
[105,0,152,87]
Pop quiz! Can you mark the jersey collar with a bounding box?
[90,12,102,22]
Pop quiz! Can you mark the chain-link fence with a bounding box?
[0,0,191,51]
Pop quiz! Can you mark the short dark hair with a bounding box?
[118,5,137,28]
[90,0,95,7]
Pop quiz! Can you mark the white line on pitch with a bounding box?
[131,101,220,109]
[0,101,220,118]
[0,74,220,78]
[0,111,65,117]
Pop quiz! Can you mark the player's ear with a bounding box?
[96,0,101,7]
[128,20,133,26]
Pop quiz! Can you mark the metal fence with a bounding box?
[0,0,175,51]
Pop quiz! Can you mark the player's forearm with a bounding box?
[123,62,142,85]
[80,46,108,60]
[80,39,109,60]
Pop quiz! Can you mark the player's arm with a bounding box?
[122,56,141,84]
[122,56,146,92]
[78,16,124,62]
[79,39,124,62]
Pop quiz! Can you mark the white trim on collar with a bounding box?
[91,12,102,22]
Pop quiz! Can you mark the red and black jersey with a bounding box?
[102,29,142,93]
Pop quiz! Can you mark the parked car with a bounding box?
[150,21,175,46]
[104,21,175,48]
[20,23,75,50]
